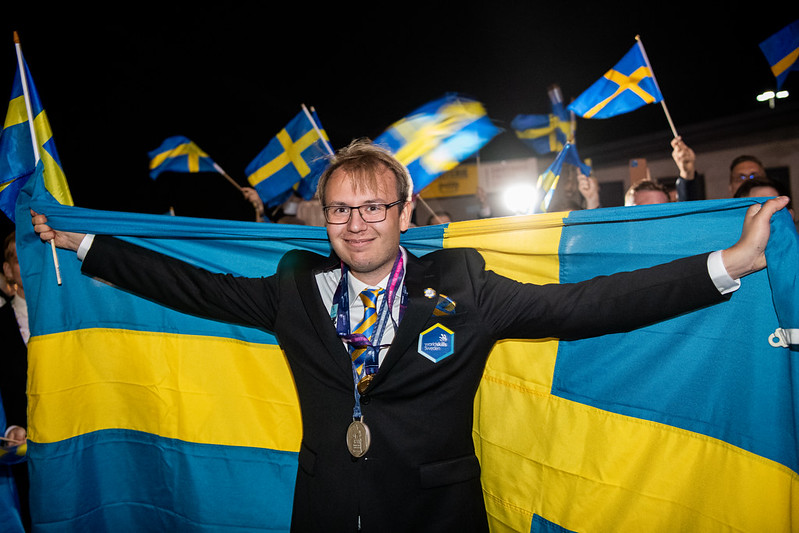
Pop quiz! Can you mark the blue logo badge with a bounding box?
[417,323,455,363]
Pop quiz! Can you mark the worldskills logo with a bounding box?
[417,323,455,363]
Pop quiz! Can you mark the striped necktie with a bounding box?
[350,287,384,377]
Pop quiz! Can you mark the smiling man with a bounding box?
[32,138,789,532]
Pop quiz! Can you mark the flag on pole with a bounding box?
[0,41,72,221]
[246,106,331,208]
[374,93,500,193]
[148,136,221,179]
[537,142,591,212]
[511,86,574,155]
[759,20,799,89]
[568,41,664,119]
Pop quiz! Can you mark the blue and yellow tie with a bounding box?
[350,288,384,377]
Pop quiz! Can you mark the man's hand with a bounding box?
[31,210,85,251]
[3,426,26,447]
[671,136,696,181]
[577,173,600,209]
[722,196,790,279]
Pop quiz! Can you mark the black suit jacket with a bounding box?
[82,236,726,532]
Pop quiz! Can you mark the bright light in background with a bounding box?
[503,183,539,215]
[757,90,789,108]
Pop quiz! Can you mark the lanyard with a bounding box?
[331,250,407,419]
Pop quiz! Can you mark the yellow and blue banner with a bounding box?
[17,165,799,531]
[511,86,573,155]
[374,93,501,193]
[759,20,799,88]
[568,41,664,119]
[148,136,222,179]
[0,54,72,221]
[246,107,331,208]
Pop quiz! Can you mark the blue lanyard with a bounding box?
[331,250,407,418]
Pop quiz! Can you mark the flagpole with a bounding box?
[14,31,62,285]
[635,35,679,139]
[302,104,335,155]
[211,162,243,191]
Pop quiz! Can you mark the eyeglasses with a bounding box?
[323,200,405,224]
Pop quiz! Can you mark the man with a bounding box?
[671,136,769,199]
[32,139,789,532]
[624,179,671,206]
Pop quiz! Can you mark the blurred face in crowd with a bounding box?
[324,167,411,286]
[729,160,766,196]
[630,189,670,206]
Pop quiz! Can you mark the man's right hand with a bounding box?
[31,210,85,251]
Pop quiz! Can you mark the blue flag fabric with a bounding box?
[246,109,331,208]
[15,164,799,531]
[148,136,221,179]
[537,142,591,212]
[568,42,664,119]
[374,93,501,193]
[511,88,573,155]
[0,53,72,221]
[759,20,799,88]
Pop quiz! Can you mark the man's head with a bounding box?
[729,155,766,196]
[624,180,670,206]
[317,139,414,285]
[3,231,23,298]
[734,177,793,216]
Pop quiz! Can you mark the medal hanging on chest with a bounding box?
[333,251,406,457]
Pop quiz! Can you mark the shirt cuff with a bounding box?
[708,250,740,295]
[77,234,95,261]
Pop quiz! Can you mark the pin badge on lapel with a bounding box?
[418,323,455,363]
[424,288,436,299]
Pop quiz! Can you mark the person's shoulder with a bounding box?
[416,247,484,268]
[278,248,332,272]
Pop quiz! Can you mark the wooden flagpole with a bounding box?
[14,31,62,285]
[636,35,679,139]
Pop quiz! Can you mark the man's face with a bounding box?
[729,161,766,195]
[324,167,411,285]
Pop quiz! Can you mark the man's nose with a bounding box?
[346,208,368,230]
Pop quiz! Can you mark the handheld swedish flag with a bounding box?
[537,142,591,213]
[759,20,799,89]
[568,40,664,119]
[0,36,73,221]
[148,136,221,179]
[374,93,500,194]
[246,106,332,208]
[511,85,574,155]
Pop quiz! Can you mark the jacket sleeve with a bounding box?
[81,235,280,332]
[469,250,729,341]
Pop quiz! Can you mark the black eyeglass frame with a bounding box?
[322,199,405,224]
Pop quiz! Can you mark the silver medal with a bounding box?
[346,417,371,457]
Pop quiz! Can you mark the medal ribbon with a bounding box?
[332,250,407,419]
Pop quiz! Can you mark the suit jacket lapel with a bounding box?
[376,251,438,378]
[293,252,354,379]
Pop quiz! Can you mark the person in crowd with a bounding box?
[671,137,769,200]
[31,139,790,533]
[1,232,30,531]
[625,180,671,206]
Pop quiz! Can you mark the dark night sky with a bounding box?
[2,4,798,225]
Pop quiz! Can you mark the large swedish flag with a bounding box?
[17,166,799,532]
